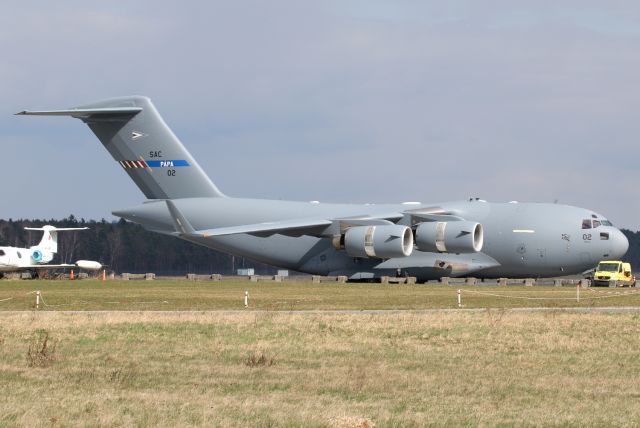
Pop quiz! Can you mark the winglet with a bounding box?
[165,200,196,235]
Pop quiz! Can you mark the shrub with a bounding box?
[245,351,275,368]
[26,330,57,367]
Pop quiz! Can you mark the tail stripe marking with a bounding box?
[119,160,152,169]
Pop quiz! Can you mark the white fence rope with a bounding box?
[463,288,640,301]
[0,290,169,308]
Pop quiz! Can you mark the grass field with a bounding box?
[1,280,640,426]
[0,279,639,311]
[1,310,640,426]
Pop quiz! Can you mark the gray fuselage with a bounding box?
[114,197,628,281]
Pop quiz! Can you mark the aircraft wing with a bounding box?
[196,218,333,237]
[1,261,102,271]
[165,200,403,238]
[6,264,77,271]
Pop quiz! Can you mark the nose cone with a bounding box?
[611,228,629,259]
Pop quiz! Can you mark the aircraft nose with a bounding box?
[610,228,629,259]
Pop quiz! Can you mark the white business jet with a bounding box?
[0,225,102,277]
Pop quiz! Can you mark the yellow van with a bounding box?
[592,261,636,287]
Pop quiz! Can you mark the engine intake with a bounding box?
[31,249,43,263]
[415,221,483,253]
[339,225,414,259]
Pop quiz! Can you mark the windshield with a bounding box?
[597,263,619,272]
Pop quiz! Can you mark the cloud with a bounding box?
[0,1,639,228]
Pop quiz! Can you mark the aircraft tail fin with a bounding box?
[17,96,224,200]
[25,225,88,254]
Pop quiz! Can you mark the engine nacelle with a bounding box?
[415,221,483,253]
[341,225,414,259]
[31,249,53,264]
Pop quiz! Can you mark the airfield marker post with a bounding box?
[577,283,580,303]
[244,290,248,308]
[35,291,40,309]
[457,289,461,308]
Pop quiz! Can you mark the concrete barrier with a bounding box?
[312,275,347,284]
[380,276,417,284]
[121,273,155,280]
[186,273,222,281]
[250,275,284,282]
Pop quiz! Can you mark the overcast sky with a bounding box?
[1,1,640,229]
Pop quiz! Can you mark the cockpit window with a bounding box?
[17,251,22,259]
[601,220,612,226]
[592,220,601,228]
[582,219,592,229]
[0,250,4,256]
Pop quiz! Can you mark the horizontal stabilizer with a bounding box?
[15,107,142,119]
[25,227,89,231]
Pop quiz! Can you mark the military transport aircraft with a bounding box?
[17,96,628,281]
[0,225,102,277]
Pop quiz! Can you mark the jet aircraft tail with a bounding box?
[17,96,224,200]
[25,226,88,254]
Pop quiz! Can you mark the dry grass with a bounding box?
[0,311,639,426]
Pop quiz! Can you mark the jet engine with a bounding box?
[31,249,53,264]
[336,225,414,258]
[415,221,483,253]
[31,249,42,262]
